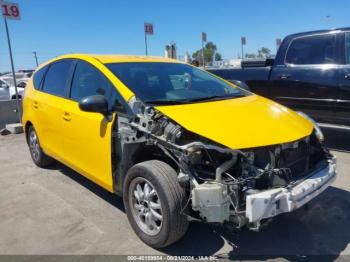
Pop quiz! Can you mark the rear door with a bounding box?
[336,32,350,126]
[59,60,130,191]
[35,59,74,158]
[270,32,341,123]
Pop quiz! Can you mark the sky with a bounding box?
[0,0,349,71]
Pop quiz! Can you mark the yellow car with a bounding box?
[22,54,336,247]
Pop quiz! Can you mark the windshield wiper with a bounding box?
[144,94,245,105]
[186,94,245,103]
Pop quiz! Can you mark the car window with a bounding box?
[33,66,47,90]
[70,61,127,113]
[286,33,337,65]
[42,60,72,96]
[346,33,350,64]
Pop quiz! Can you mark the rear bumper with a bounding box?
[246,157,337,223]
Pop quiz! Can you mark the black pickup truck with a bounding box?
[209,28,350,128]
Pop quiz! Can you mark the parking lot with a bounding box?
[1,133,350,259]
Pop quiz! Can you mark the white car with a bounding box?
[3,71,33,79]
[0,77,27,101]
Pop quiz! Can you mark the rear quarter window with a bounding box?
[33,66,47,90]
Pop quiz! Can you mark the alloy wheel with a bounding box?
[29,129,40,162]
[129,177,163,236]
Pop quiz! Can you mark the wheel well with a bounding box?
[112,143,178,195]
[130,145,177,170]
[24,121,33,144]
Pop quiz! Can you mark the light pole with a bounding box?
[201,32,207,68]
[1,1,22,123]
[3,16,21,123]
[33,51,38,67]
[144,32,148,56]
[144,23,154,56]
[201,40,205,67]
[241,37,246,59]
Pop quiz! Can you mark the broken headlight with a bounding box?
[297,111,324,143]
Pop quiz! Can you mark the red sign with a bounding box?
[1,1,21,20]
[144,23,154,35]
[241,37,246,45]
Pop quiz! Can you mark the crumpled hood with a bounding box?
[155,94,313,149]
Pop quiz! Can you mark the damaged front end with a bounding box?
[114,97,337,230]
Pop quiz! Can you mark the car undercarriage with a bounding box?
[112,96,337,231]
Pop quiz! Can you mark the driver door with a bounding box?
[60,60,128,192]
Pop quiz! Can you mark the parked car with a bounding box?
[208,27,350,128]
[3,70,34,79]
[22,54,336,247]
[0,77,27,100]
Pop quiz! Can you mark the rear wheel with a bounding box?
[27,126,53,167]
[123,160,189,248]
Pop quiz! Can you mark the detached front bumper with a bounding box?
[246,157,337,223]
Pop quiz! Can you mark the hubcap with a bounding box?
[129,177,163,236]
[29,130,40,162]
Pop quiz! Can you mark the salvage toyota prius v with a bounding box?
[22,54,336,247]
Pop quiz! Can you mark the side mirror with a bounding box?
[79,95,109,117]
[229,80,250,91]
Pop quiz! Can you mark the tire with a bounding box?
[123,160,189,248]
[27,125,54,167]
[11,95,22,100]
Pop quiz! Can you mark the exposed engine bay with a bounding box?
[112,96,336,230]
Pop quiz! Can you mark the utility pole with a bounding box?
[33,51,38,67]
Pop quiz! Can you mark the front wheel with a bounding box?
[123,160,189,248]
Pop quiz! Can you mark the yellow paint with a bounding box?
[156,95,313,149]
[22,54,131,192]
[23,54,313,193]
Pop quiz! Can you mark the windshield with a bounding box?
[106,62,250,105]
[1,78,17,87]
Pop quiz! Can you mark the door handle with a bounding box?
[33,101,39,109]
[62,112,71,121]
[345,74,350,80]
[279,74,291,80]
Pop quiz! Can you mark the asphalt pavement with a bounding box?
[0,134,350,260]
